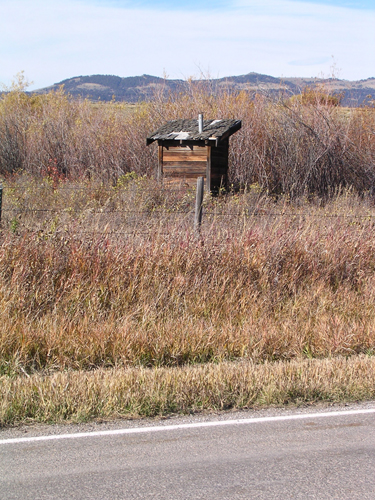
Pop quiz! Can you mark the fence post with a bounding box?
[0,184,2,224]
[194,176,204,234]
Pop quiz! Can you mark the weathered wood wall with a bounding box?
[157,139,229,191]
[211,139,229,189]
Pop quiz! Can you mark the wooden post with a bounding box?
[0,184,2,224]
[194,176,204,234]
[206,145,211,192]
[157,144,163,182]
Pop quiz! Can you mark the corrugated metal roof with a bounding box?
[147,119,241,145]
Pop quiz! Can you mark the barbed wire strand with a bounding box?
[2,207,375,219]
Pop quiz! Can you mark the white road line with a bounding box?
[1,408,375,446]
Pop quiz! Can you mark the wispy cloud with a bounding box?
[287,0,375,9]
[289,56,332,66]
[0,0,374,90]
[91,0,233,10]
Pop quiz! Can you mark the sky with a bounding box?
[1,0,374,91]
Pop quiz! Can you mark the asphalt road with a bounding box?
[1,404,375,500]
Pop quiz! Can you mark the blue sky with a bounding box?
[1,0,374,90]
[92,0,375,9]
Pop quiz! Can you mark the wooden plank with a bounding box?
[211,139,228,191]
[163,165,206,170]
[163,167,206,176]
[163,154,207,162]
[163,146,206,155]
[164,169,206,176]
[157,145,163,182]
[165,144,194,150]
[164,172,207,179]
[164,177,204,184]
[164,150,207,157]
[206,145,211,191]
[162,140,206,149]
[163,162,207,170]
[194,176,204,234]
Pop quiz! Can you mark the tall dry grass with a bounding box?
[1,181,375,377]
[2,356,375,425]
[1,80,375,425]
[1,80,374,197]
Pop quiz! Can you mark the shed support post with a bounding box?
[206,145,211,192]
[0,184,2,224]
[194,176,204,234]
[157,144,163,183]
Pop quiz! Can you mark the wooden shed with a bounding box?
[146,116,241,191]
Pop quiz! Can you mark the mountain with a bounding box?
[32,73,375,107]
[34,74,183,102]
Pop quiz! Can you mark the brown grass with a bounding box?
[1,356,375,425]
[1,82,375,197]
[1,82,375,425]
[1,181,375,379]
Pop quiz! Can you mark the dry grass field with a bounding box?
[1,81,375,426]
[1,179,375,425]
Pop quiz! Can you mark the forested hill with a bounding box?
[33,72,375,106]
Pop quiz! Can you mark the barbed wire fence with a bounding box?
[1,178,375,238]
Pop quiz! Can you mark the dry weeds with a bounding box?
[1,356,374,425]
[1,83,375,425]
[1,81,375,196]
[1,183,375,379]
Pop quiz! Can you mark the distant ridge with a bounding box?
[33,73,375,107]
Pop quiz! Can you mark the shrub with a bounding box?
[0,79,374,197]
